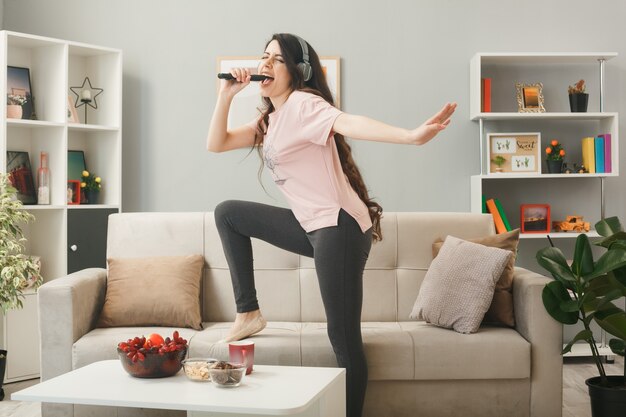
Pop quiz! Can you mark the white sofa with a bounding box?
[38,212,562,417]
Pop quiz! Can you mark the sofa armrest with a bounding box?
[512,266,563,417]
[38,268,107,381]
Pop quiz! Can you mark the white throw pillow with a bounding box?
[410,235,512,334]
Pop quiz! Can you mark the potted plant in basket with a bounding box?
[545,139,566,174]
[80,170,102,204]
[0,172,43,400]
[6,94,27,119]
[536,216,626,417]
[569,79,589,112]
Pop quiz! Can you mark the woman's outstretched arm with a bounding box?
[332,102,457,146]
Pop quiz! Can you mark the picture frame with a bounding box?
[487,132,541,174]
[521,204,551,233]
[516,82,545,113]
[217,56,341,129]
[67,95,79,123]
[7,66,36,120]
[6,151,37,204]
[68,150,87,203]
[67,180,81,205]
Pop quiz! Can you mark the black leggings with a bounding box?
[214,200,372,417]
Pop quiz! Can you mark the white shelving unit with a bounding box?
[469,52,618,358]
[469,52,618,238]
[0,31,122,382]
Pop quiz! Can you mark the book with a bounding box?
[481,78,492,112]
[494,198,512,231]
[594,136,605,173]
[486,198,507,234]
[599,133,612,173]
[482,195,488,214]
[581,137,595,173]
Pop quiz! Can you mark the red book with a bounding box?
[481,78,492,112]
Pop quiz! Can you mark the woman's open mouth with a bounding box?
[261,76,274,86]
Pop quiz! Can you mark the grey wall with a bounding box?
[3,0,626,271]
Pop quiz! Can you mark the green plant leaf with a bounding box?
[594,232,626,250]
[536,247,576,282]
[608,339,625,356]
[584,248,626,281]
[594,309,626,341]
[543,281,578,324]
[595,217,623,237]
[572,234,594,277]
[562,329,593,355]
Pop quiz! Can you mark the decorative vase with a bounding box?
[569,93,589,112]
[83,189,100,204]
[586,376,626,417]
[546,159,563,174]
[7,104,22,119]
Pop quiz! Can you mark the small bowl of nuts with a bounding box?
[182,358,218,382]
[208,361,247,388]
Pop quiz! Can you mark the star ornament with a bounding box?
[70,77,103,109]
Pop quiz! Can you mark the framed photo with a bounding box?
[521,204,551,233]
[487,132,541,174]
[7,66,36,120]
[6,151,37,204]
[516,82,545,113]
[67,95,79,123]
[67,180,81,204]
[217,56,341,129]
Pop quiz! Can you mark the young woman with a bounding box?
[207,33,456,417]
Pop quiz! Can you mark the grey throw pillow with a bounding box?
[410,235,512,334]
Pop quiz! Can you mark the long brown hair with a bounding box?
[253,33,383,241]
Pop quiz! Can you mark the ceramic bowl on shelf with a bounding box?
[117,346,187,378]
[208,361,247,387]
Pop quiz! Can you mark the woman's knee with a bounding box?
[214,200,243,224]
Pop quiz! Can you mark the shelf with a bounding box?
[21,205,66,210]
[473,173,616,180]
[67,204,120,210]
[563,343,614,358]
[68,123,120,132]
[7,119,66,129]
[476,52,617,65]
[471,112,617,122]
[520,231,600,240]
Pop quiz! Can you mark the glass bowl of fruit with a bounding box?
[182,358,218,382]
[117,331,188,378]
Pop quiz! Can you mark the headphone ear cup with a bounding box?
[298,62,313,82]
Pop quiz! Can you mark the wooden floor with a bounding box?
[1,356,624,417]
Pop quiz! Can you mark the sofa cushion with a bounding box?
[399,321,530,380]
[411,236,511,334]
[432,228,520,327]
[97,255,204,330]
[72,327,197,370]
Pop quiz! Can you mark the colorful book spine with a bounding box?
[594,136,605,173]
[486,198,507,234]
[581,137,596,173]
[481,78,492,112]
[600,133,612,173]
[494,198,512,231]
[482,195,488,214]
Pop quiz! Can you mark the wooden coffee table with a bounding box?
[12,360,345,417]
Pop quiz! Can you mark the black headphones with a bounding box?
[294,35,313,82]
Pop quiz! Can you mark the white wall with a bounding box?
[3,0,626,269]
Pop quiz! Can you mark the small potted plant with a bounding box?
[568,79,588,112]
[537,216,626,417]
[491,155,506,173]
[0,172,43,400]
[545,139,565,173]
[80,170,102,204]
[6,94,27,119]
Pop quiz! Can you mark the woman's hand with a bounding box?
[408,102,457,145]
[219,68,252,98]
